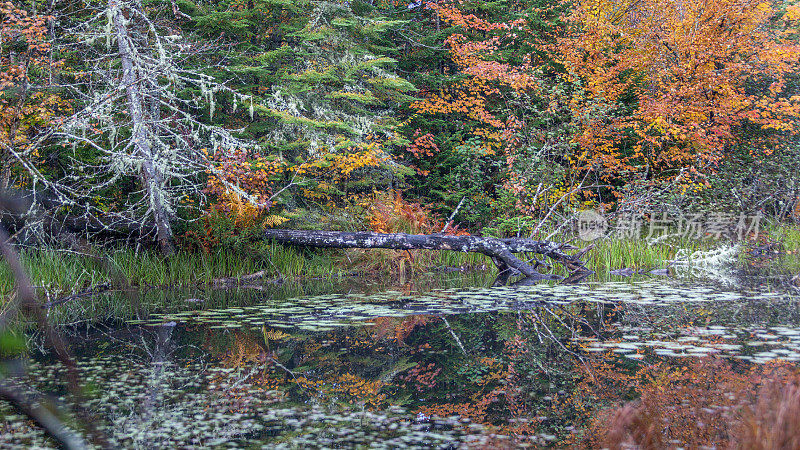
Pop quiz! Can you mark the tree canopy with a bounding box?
[2,0,799,249]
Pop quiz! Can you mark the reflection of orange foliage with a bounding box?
[296,373,387,409]
[371,315,433,345]
[220,332,266,368]
[209,332,289,412]
[567,356,800,448]
[414,356,507,423]
[414,338,535,439]
[401,362,441,392]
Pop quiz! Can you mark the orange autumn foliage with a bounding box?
[345,191,469,275]
[367,191,437,235]
[413,335,537,440]
[557,0,800,180]
[564,354,800,449]
[204,148,283,222]
[371,314,434,345]
[410,2,533,158]
[411,0,800,209]
[294,372,388,409]
[0,2,66,186]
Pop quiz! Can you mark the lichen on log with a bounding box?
[263,229,592,281]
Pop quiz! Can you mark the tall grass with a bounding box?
[587,236,708,272]
[0,244,350,302]
[3,222,796,308]
[768,222,800,251]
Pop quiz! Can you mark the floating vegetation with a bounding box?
[0,353,495,448]
[577,324,800,363]
[140,280,799,335]
[3,279,800,447]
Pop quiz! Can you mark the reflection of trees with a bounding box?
[234,305,613,443]
[208,327,398,409]
[192,298,800,447]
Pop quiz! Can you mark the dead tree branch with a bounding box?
[263,229,593,280]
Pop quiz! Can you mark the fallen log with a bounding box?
[263,229,592,281]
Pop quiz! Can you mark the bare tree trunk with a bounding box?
[0,151,11,191]
[263,229,593,280]
[110,0,174,255]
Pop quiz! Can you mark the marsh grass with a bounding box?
[588,236,708,272]
[762,223,800,273]
[768,222,800,251]
[0,244,350,301]
[4,223,798,309]
[0,236,737,304]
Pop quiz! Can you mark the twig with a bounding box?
[441,316,467,355]
[41,283,111,309]
[440,196,466,233]
[0,383,87,450]
[0,216,108,446]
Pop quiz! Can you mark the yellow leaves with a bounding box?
[296,372,388,408]
[261,327,291,342]
[557,0,800,183]
[263,214,289,228]
[786,4,800,21]
[217,190,263,226]
[647,116,667,134]
[0,2,66,171]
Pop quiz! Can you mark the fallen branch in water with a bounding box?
[41,283,111,309]
[212,270,284,287]
[263,229,593,281]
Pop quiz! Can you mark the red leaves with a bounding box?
[407,130,439,157]
[204,148,281,221]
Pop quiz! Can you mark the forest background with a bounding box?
[2,0,800,283]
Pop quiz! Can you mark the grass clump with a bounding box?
[0,244,347,304]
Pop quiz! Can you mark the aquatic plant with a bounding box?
[671,244,740,285]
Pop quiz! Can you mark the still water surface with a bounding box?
[2,276,799,447]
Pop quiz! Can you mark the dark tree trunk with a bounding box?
[263,229,592,281]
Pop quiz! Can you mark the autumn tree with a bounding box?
[191,0,418,211]
[401,0,580,230]
[557,0,800,191]
[0,2,63,191]
[401,0,800,226]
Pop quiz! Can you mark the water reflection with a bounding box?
[2,280,799,447]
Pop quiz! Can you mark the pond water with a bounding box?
[2,275,799,448]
